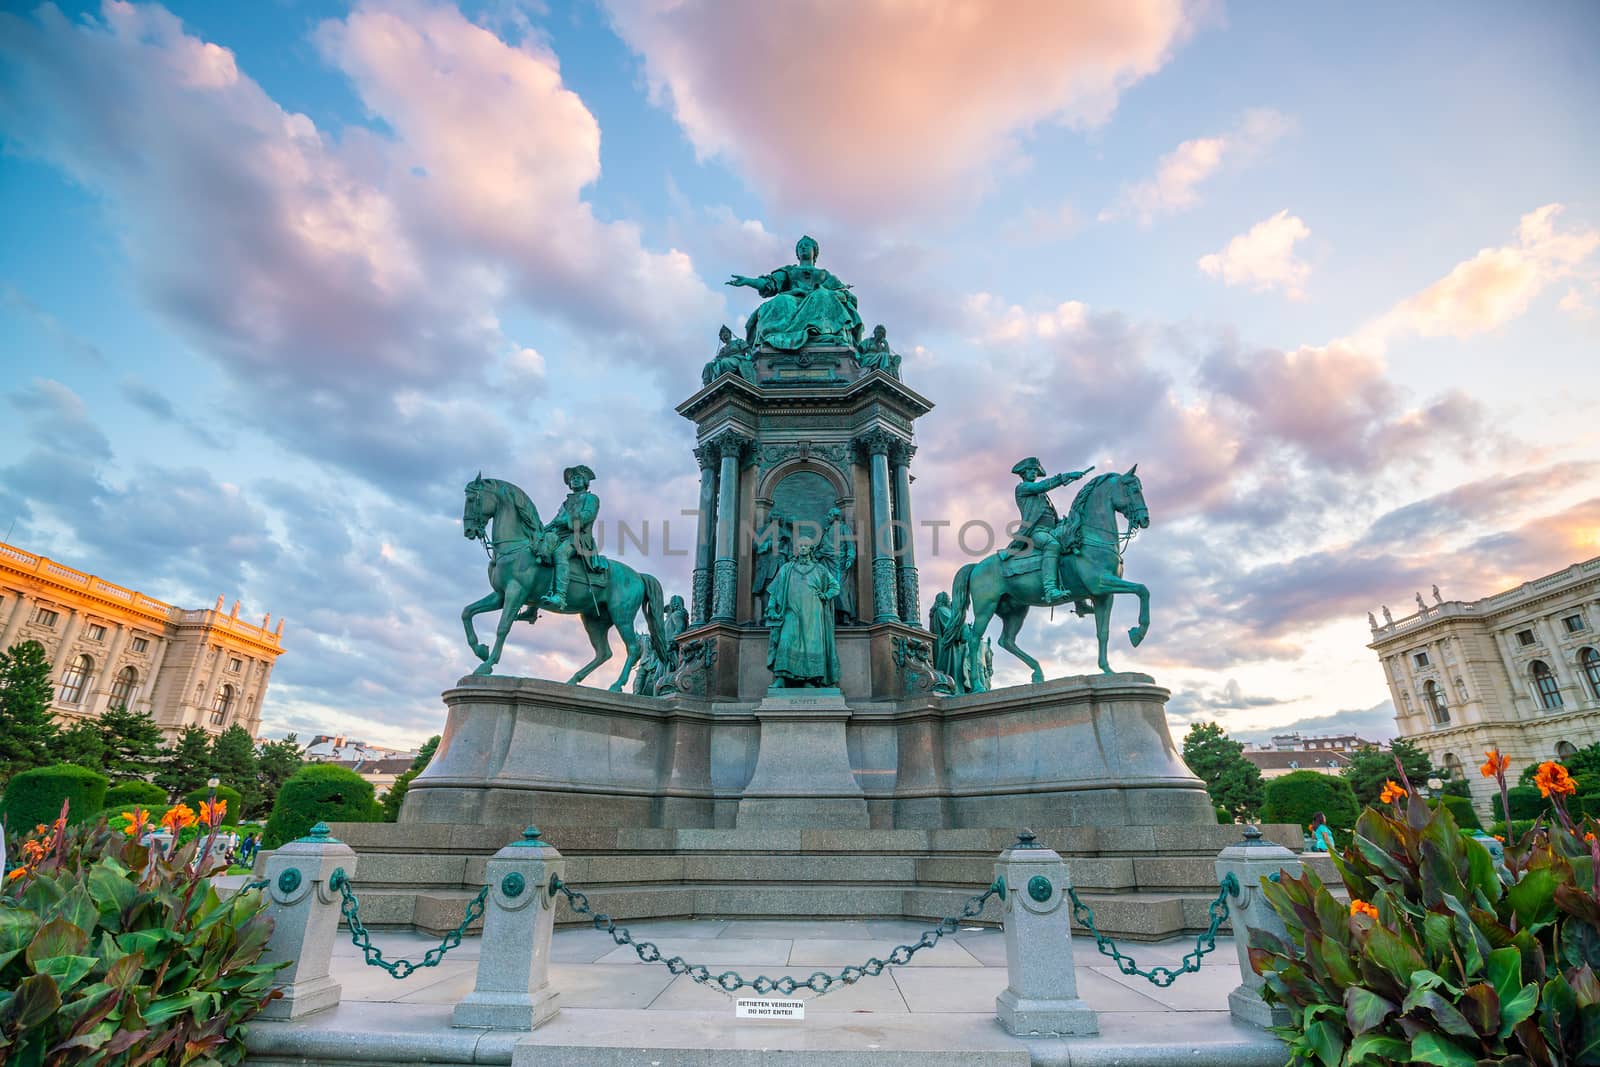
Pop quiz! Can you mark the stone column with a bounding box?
[994,831,1097,1036]
[0,590,33,651]
[89,622,132,713]
[138,634,171,718]
[453,827,565,1030]
[50,607,83,675]
[691,444,718,625]
[857,430,901,624]
[258,824,357,1020]
[709,429,750,623]
[891,441,920,626]
[1215,826,1300,1028]
[200,643,227,727]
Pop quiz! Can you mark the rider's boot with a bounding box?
[541,556,569,610]
[1040,545,1067,604]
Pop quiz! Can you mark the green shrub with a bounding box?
[0,763,108,830]
[102,780,166,808]
[1426,793,1483,830]
[262,763,381,848]
[183,784,245,817]
[1,817,285,1061]
[1506,783,1549,820]
[1489,818,1538,840]
[102,803,170,826]
[1215,804,1233,824]
[1253,795,1600,1063]
[1260,770,1358,835]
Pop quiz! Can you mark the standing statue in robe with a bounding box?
[928,591,972,692]
[750,511,791,623]
[766,542,840,688]
[818,506,858,624]
[726,235,864,351]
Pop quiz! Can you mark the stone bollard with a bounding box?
[1215,825,1302,1028]
[994,830,1098,1037]
[452,826,565,1031]
[257,823,357,1020]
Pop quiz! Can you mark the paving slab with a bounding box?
[787,938,981,967]
[647,972,911,1014]
[720,919,873,940]
[595,937,792,966]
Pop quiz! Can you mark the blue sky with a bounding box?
[2,0,1597,746]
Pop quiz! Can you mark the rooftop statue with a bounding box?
[940,464,1150,679]
[727,235,864,351]
[461,473,669,690]
[857,324,902,379]
[701,324,756,386]
[765,541,841,688]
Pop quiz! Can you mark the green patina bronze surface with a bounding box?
[765,541,840,687]
[727,235,863,351]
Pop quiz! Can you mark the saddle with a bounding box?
[997,552,1045,579]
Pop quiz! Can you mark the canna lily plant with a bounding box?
[1250,754,1600,1066]
[0,801,284,1065]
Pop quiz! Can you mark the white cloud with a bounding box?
[1198,209,1312,299]
[1101,107,1293,226]
[604,0,1197,222]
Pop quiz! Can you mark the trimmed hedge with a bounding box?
[1506,784,1548,821]
[182,785,245,817]
[103,781,167,809]
[0,764,109,830]
[1260,770,1358,836]
[1427,793,1483,830]
[262,764,381,849]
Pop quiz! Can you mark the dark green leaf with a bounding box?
[32,954,97,993]
[25,917,89,967]
[0,974,61,1030]
[1507,866,1559,931]
[1457,982,1498,1037]
[1499,982,1540,1039]
[1403,988,1479,1039]
[1411,1031,1478,1067]
[1306,1017,1345,1067]
[1348,1033,1411,1065]
[1343,985,1397,1035]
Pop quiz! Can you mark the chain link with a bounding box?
[1066,879,1231,988]
[240,878,270,892]
[329,870,489,979]
[550,876,1002,997]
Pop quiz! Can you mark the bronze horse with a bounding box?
[461,475,668,690]
[943,467,1150,679]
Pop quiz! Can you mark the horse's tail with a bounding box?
[642,571,669,663]
[943,562,975,647]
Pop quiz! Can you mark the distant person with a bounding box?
[241,832,258,864]
[1308,812,1336,852]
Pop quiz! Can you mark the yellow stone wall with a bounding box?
[0,541,285,740]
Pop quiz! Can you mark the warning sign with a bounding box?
[734,997,806,1020]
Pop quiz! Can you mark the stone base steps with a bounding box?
[315,822,1333,943]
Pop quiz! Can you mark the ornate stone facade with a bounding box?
[1368,555,1600,816]
[0,541,285,738]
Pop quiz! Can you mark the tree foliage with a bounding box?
[208,725,260,814]
[155,726,214,799]
[1181,721,1264,820]
[95,705,166,783]
[1261,769,1359,834]
[1341,739,1434,807]
[381,733,441,822]
[253,733,304,819]
[262,763,381,848]
[54,719,107,771]
[0,641,59,784]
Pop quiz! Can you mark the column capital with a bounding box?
[890,440,917,466]
[705,428,753,462]
[854,428,899,458]
[693,443,717,471]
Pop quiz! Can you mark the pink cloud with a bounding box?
[1198,210,1312,299]
[1100,107,1293,225]
[604,0,1197,221]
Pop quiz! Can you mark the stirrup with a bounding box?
[540,593,567,610]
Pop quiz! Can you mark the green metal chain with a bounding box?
[550,876,1003,996]
[329,869,489,979]
[1066,874,1235,988]
[240,878,270,892]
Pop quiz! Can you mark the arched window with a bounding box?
[1581,647,1600,700]
[210,684,234,726]
[1443,753,1464,781]
[1532,660,1563,710]
[59,654,93,704]
[1557,741,1578,759]
[1424,680,1449,724]
[109,666,140,710]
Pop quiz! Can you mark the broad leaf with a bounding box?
[1411,1030,1478,1067]
[1348,1033,1410,1065]
[26,917,89,966]
[1343,985,1397,1035]
[32,954,97,994]
[0,974,62,1031]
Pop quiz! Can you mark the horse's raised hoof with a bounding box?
[471,663,495,677]
[1129,626,1147,647]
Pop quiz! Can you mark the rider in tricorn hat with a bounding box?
[1003,456,1091,604]
[541,464,600,611]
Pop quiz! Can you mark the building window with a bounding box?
[1413,651,1430,668]
[1518,630,1536,647]
[109,666,140,710]
[59,654,93,705]
[1582,647,1600,700]
[1557,740,1579,759]
[86,623,107,641]
[228,657,242,673]
[131,637,148,653]
[1424,680,1449,724]
[210,684,235,726]
[1564,614,1586,634]
[1532,660,1563,710]
[35,607,59,628]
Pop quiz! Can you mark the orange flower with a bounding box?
[6,867,27,881]
[19,839,46,864]
[1495,835,1506,843]
[1481,750,1510,778]
[123,807,152,838]
[1535,761,1578,798]
[1586,832,1596,844]
[1379,780,1406,804]
[160,803,197,833]
[199,798,227,827]
[1350,900,1379,920]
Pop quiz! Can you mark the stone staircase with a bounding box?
[315,822,1334,942]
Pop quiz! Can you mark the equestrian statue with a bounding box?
[942,461,1150,682]
[460,470,669,690]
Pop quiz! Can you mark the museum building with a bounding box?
[0,540,284,739]
[1368,555,1600,814]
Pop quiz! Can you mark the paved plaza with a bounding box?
[245,916,1288,1065]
